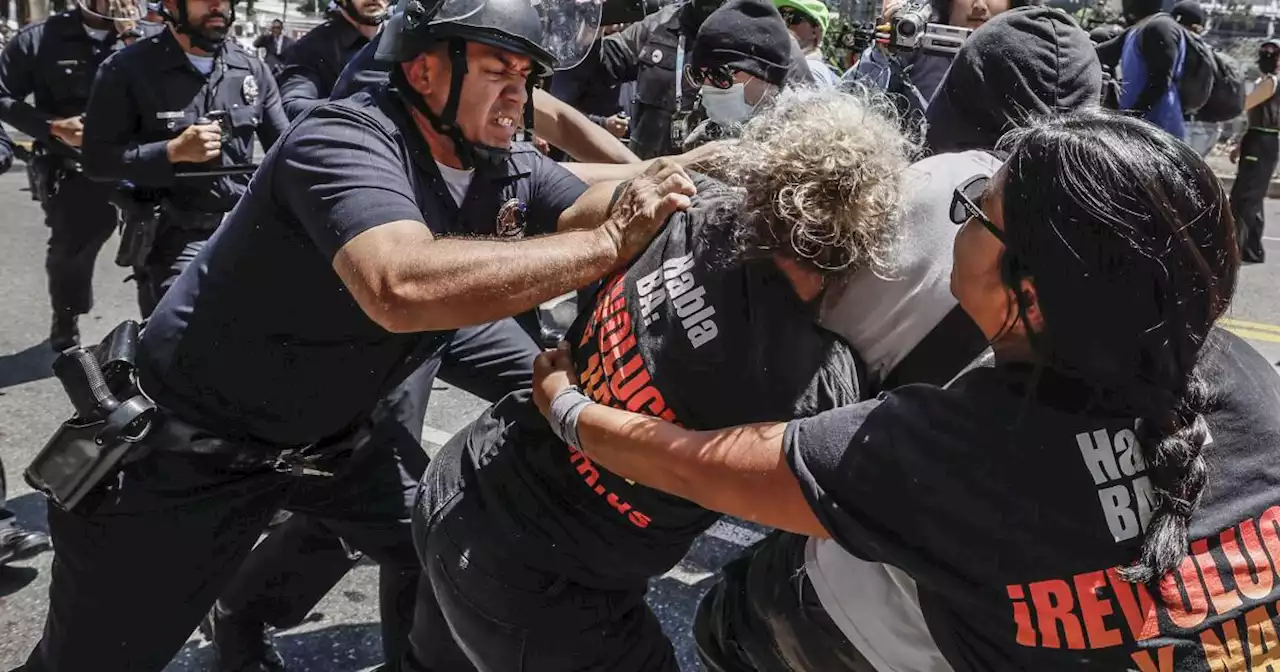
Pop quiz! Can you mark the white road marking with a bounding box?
[661,561,715,586]
[705,519,766,547]
[421,425,454,447]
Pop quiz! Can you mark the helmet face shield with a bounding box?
[534,0,602,71]
[379,0,602,71]
[81,0,161,35]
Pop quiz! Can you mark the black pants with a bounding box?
[402,437,679,672]
[20,412,422,672]
[45,172,118,317]
[134,225,214,319]
[1230,129,1279,264]
[694,533,876,672]
[213,318,540,666]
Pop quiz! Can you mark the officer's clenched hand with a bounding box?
[166,123,223,164]
[50,116,85,148]
[601,159,696,264]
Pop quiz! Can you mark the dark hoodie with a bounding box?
[925,6,1102,153]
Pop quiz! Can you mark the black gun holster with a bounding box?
[25,321,158,511]
[110,187,163,269]
[26,145,65,211]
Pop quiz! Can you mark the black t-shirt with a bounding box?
[787,328,1280,671]
[138,85,586,446]
[444,177,863,587]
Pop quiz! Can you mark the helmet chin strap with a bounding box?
[157,0,231,52]
[391,40,513,171]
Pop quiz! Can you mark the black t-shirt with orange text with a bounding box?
[787,328,1280,671]
[442,177,862,587]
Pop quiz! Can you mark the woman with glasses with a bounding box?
[403,86,913,672]
[534,110,1276,672]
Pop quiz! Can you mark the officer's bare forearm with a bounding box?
[532,90,637,164]
[336,221,621,333]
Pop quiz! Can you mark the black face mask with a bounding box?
[1260,51,1279,75]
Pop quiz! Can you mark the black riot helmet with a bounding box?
[377,0,600,168]
[149,0,236,52]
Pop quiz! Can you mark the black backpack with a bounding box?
[1179,27,1246,122]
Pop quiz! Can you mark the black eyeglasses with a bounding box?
[778,7,812,26]
[951,175,1004,242]
[686,64,736,90]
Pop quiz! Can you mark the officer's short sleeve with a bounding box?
[272,106,424,260]
[525,152,587,236]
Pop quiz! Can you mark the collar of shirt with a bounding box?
[327,14,369,50]
[150,29,255,72]
[51,7,124,47]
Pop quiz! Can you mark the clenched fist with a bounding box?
[166,123,223,164]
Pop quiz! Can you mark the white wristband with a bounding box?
[548,386,593,448]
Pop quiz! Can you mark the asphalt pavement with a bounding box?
[2,159,1280,671]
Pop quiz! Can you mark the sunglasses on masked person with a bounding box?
[778,6,814,27]
[951,175,1005,242]
[686,64,737,90]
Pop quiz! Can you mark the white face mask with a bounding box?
[700,82,759,127]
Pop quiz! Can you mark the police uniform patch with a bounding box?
[242,75,259,105]
[496,198,526,238]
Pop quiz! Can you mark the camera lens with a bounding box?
[898,20,917,37]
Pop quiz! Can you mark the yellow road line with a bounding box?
[1221,317,1280,336]
[1223,326,1280,344]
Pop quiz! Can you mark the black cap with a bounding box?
[690,0,792,87]
[1170,0,1205,28]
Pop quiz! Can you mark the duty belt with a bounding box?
[159,201,227,231]
[147,412,367,478]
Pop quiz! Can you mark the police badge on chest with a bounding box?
[242,75,259,106]
[496,198,527,238]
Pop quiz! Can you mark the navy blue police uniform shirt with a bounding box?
[786,328,1280,671]
[81,30,289,214]
[0,8,155,159]
[138,84,587,448]
[329,29,387,100]
[436,176,864,587]
[277,14,367,119]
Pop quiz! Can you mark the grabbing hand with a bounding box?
[604,114,629,139]
[599,158,696,266]
[532,342,580,418]
[50,116,84,148]
[166,123,223,164]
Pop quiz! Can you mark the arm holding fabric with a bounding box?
[531,344,830,538]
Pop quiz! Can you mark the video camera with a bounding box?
[876,1,972,56]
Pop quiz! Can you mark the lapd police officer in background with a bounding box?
[81,0,289,316]
[592,0,812,159]
[18,0,693,669]
[277,0,388,118]
[0,0,154,351]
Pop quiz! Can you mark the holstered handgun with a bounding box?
[26,144,58,210]
[111,184,162,268]
[25,321,157,511]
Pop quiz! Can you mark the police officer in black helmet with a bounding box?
[80,0,289,316]
[0,0,156,351]
[276,0,389,118]
[18,0,692,668]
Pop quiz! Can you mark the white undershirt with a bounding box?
[435,161,474,206]
[186,53,215,76]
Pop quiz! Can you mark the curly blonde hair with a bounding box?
[711,85,918,276]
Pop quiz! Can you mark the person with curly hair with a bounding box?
[399,85,916,672]
[535,109,1261,672]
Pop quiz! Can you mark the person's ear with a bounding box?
[1012,277,1043,333]
[401,54,435,96]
